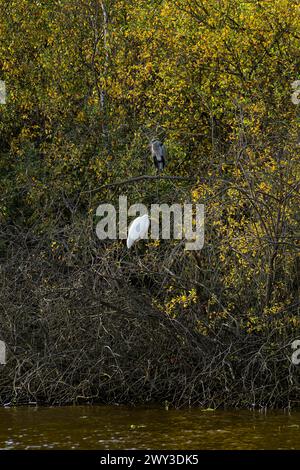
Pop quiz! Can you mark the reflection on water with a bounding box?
[0,406,299,450]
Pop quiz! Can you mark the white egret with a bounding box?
[127,214,150,249]
[150,139,166,172]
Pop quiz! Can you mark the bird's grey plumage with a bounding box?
[150,139,166,172]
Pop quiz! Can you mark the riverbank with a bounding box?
[0,239,299,409]
[1,0,299,411]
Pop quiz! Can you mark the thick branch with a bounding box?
[86,174,197,193]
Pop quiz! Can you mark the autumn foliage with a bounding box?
[0,0,299,407]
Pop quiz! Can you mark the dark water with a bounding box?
[0,406,299,450]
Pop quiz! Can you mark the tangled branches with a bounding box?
[0,226,299,409]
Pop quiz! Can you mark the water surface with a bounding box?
[0,406,299,450]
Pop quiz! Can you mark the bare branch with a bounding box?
[85,174,197,193]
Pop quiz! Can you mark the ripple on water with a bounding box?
[0,407,299,450]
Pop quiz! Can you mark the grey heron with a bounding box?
[150,139,166,172]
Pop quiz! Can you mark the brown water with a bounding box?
[0,406,299,450]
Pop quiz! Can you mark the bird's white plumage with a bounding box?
[127,214,150,248]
